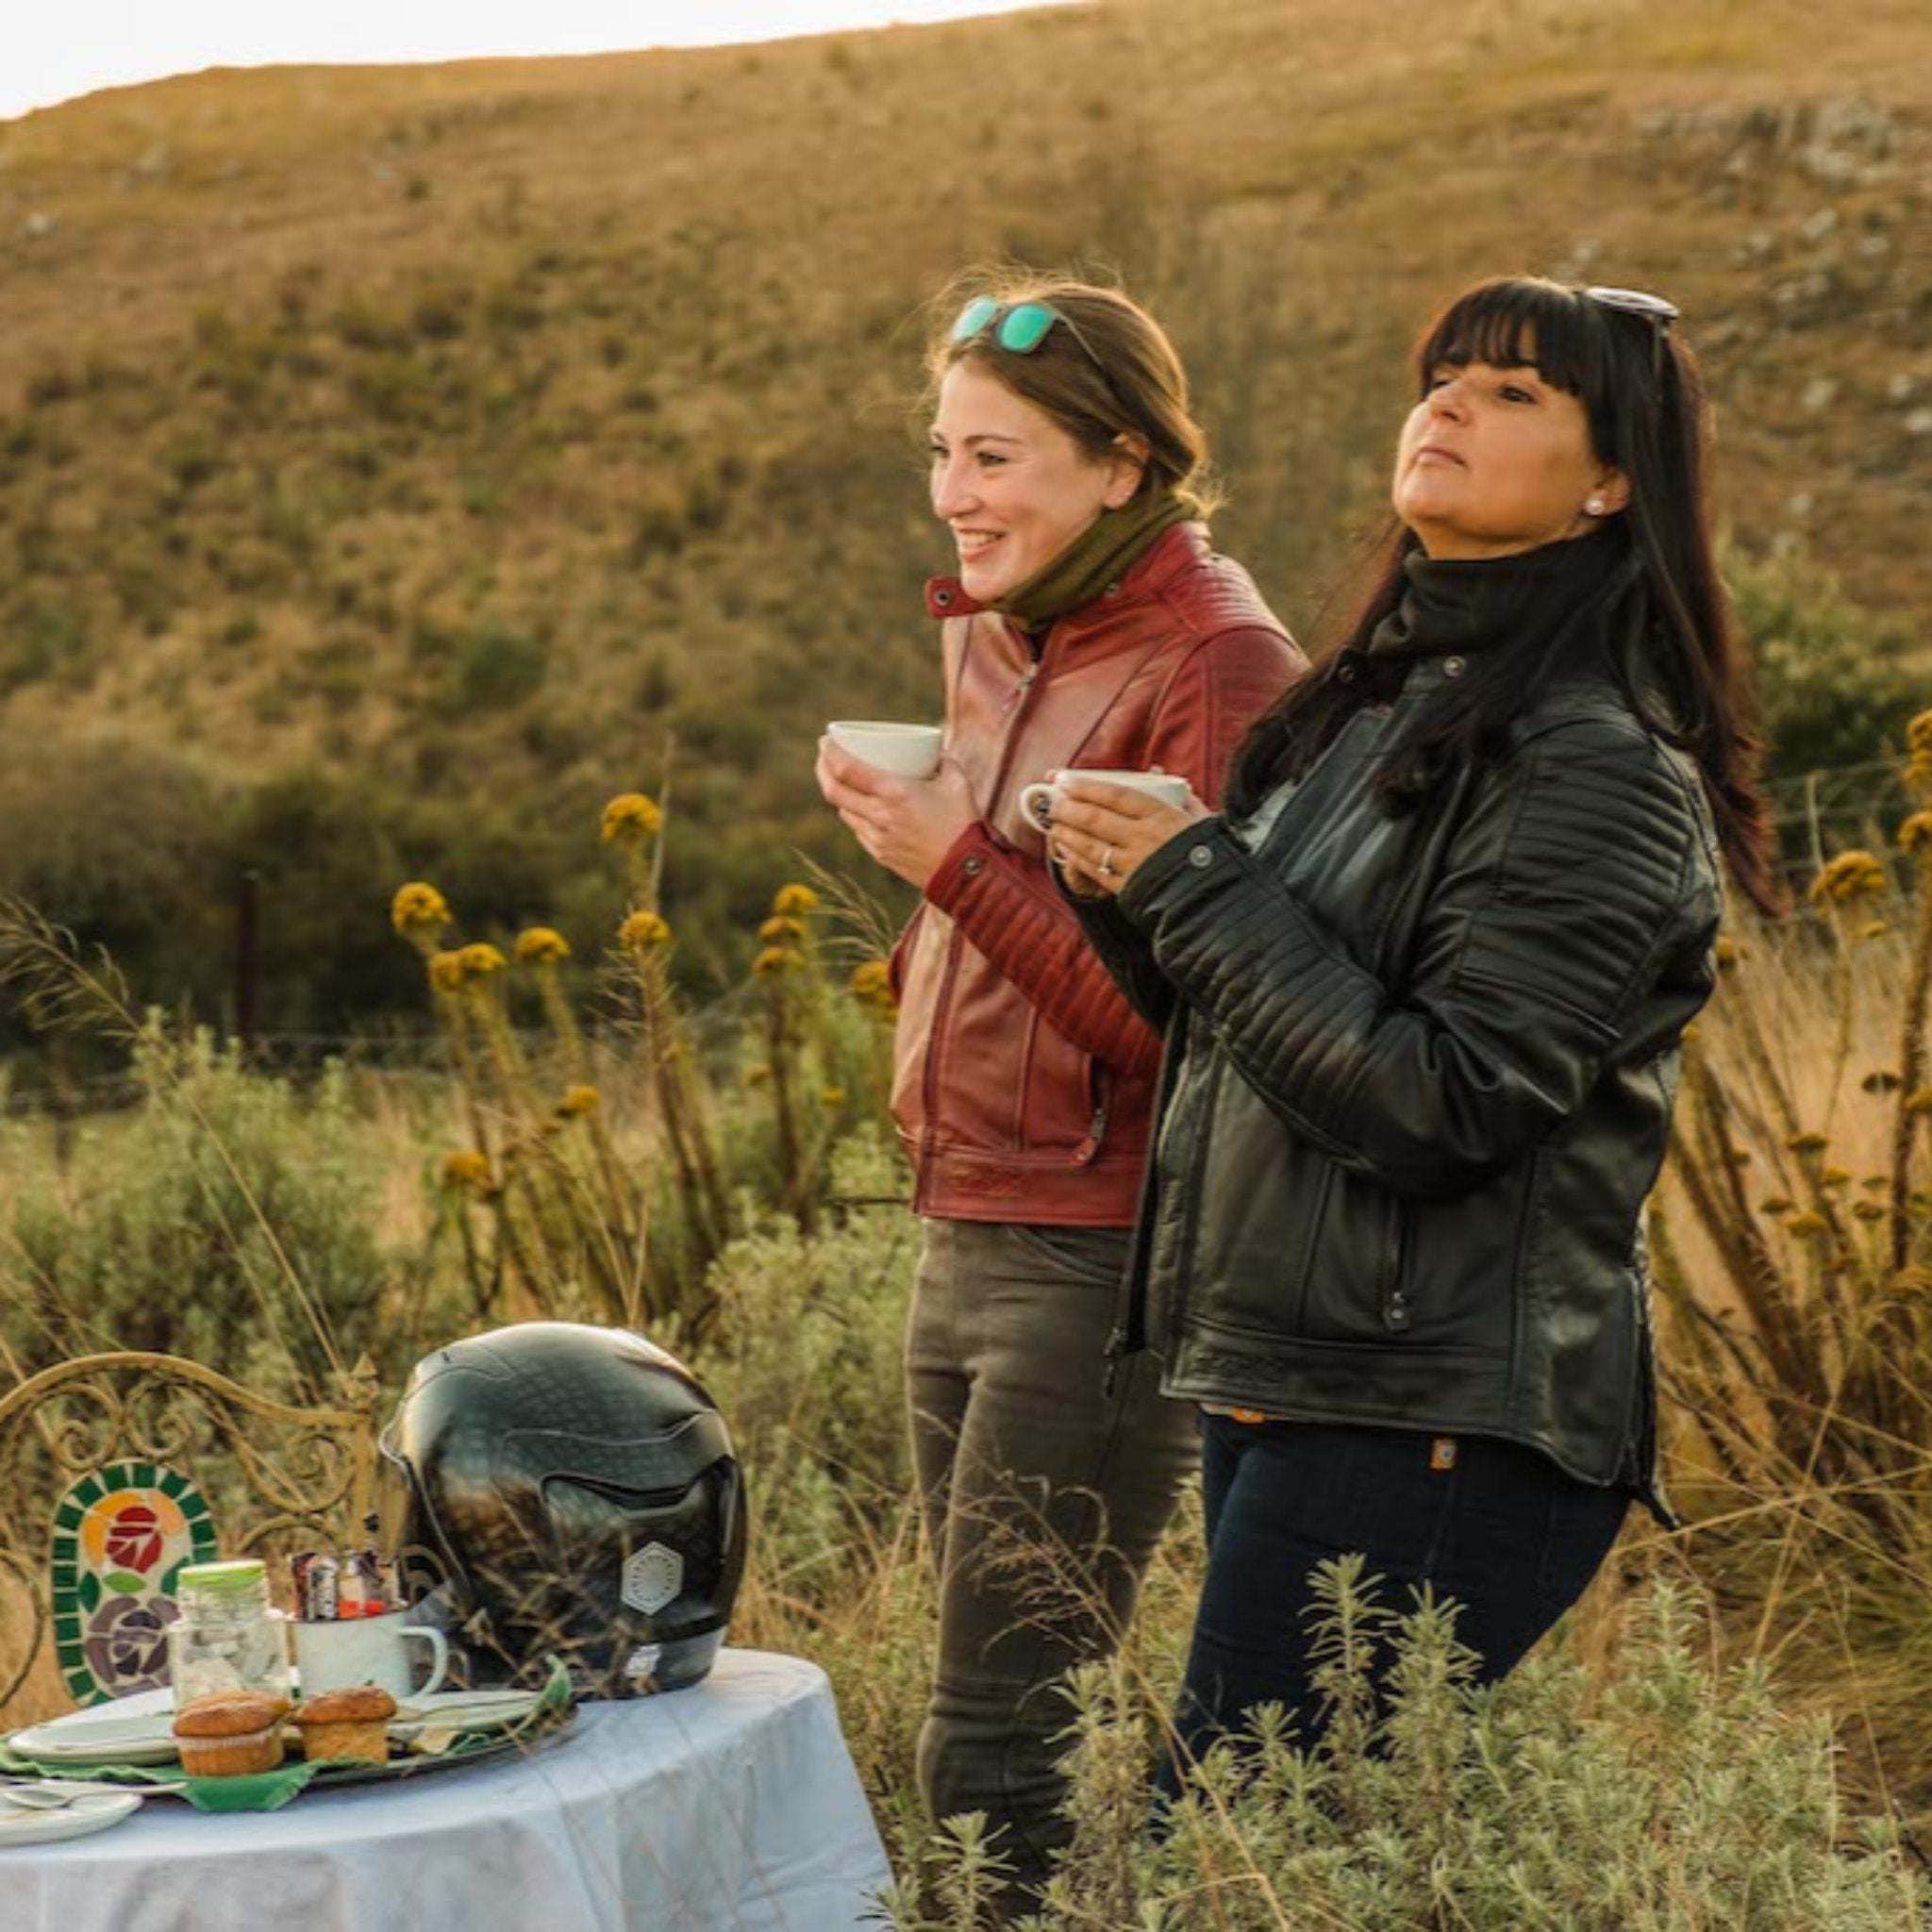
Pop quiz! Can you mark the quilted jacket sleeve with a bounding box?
[924,624,1291,1074]
[1113,718,1718,1197]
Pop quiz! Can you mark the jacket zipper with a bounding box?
[916,621,1057,1208]
[1380,1204,1412,1333]
[1132,1044,1223,1375]
[1072,1059,1109,1166]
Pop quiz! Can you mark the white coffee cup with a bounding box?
[1019,768,1190,833]
[826,720,942,778]
[293,1611,449,1702]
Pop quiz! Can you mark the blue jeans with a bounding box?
[1163,1416,1629,1791]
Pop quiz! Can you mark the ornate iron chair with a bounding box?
[0,1351,383,1716]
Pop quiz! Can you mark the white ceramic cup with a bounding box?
[826,720,942,778]
[293,1612,449,1701]
[1019,768,1191,833]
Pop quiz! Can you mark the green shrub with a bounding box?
[690,1130,917,1574]
[2,1027,399,1396]
[1730,541,1922,783]
[448,620,547,712]
[887,1565,1932,1931]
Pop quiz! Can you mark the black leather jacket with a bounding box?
[1077,650,1722,1507]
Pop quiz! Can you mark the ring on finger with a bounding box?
[1099,845,1116,876]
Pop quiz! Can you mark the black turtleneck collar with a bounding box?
[1325,528,1639,707]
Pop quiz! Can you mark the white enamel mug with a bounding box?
[293,1612,449,1701]
[826,720,942,777]
[1019,768,1190,833]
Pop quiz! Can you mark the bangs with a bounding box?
[1416,277,1605,399]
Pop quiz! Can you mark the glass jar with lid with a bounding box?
[166,1558,292,1707]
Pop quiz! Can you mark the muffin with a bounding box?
[173,1690,291,1777]
[294,1684,397,1763]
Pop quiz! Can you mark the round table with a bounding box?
[7,1650,891,1932]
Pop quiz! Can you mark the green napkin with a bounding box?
[181,1760,322,1813]
[0,1742,179,1787]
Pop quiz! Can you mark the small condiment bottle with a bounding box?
[166,1558,293,1707]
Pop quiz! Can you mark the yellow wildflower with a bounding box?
[1900,812,1932,856]
[428,951,467,994]
[1786,1212,1831,1239]
[820,1087,846,1108]
[849,959,895,1009]
[1807,850,1887,907]
[458,942,507,980]
[1908,710,1932,758]
[602,792,663,843]
[1822,1166,1851,1188]
[514,926,572,965]
[772,883,820,916]
[1757,1195,1795,1215]
[391,881,453,940]
[619,909,673,950]
[557,1084,600,1117]
[759,915,807,943]
[1861,922,1890,941]
[441,1150,492,1192]
[1713,935,1743,971]
[753,945,803,977]
[1852,1201,1886,1223]
[1784,1131,1829,1156]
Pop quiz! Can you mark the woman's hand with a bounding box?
[1046,775,1211,898]
[816,738,978,891]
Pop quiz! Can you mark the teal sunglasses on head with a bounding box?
[950,296,1111,378]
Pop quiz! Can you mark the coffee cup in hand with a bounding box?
[1019,768,1190,833]
[826,721,942,778]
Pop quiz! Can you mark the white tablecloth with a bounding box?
[8,1650,892,1932]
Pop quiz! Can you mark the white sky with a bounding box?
[0,2,1071,124]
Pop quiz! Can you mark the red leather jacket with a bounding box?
[891,523,1303,1225]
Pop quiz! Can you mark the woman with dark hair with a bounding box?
[815,275,1299,1900]
[1042,275,1777,1776]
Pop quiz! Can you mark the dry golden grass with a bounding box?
[0,0,1925,779]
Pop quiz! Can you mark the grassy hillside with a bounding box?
[0,0,1926,1031]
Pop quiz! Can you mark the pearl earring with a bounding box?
[1584,495,1607,517]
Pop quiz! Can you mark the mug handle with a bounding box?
[1017,781,1057,832]
[404,1624,450,1697]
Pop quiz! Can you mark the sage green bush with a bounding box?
[1729,541,1922,788]
[887,1563,1931,1931]
[2,1025,403,1397]
[688,1129,919,1576]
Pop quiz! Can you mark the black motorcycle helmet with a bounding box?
[378,1322,747,1696]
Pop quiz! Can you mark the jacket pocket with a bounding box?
[1015,1008,1102,1159]
[1289,1164,1409,1347]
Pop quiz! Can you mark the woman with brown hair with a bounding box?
[816,274,1300,1905]
[1044,275,1779,1786]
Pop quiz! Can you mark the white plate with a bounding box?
[7,1690,180,1768]
[0,1790,142,1847]
[391,1689,541,1733]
